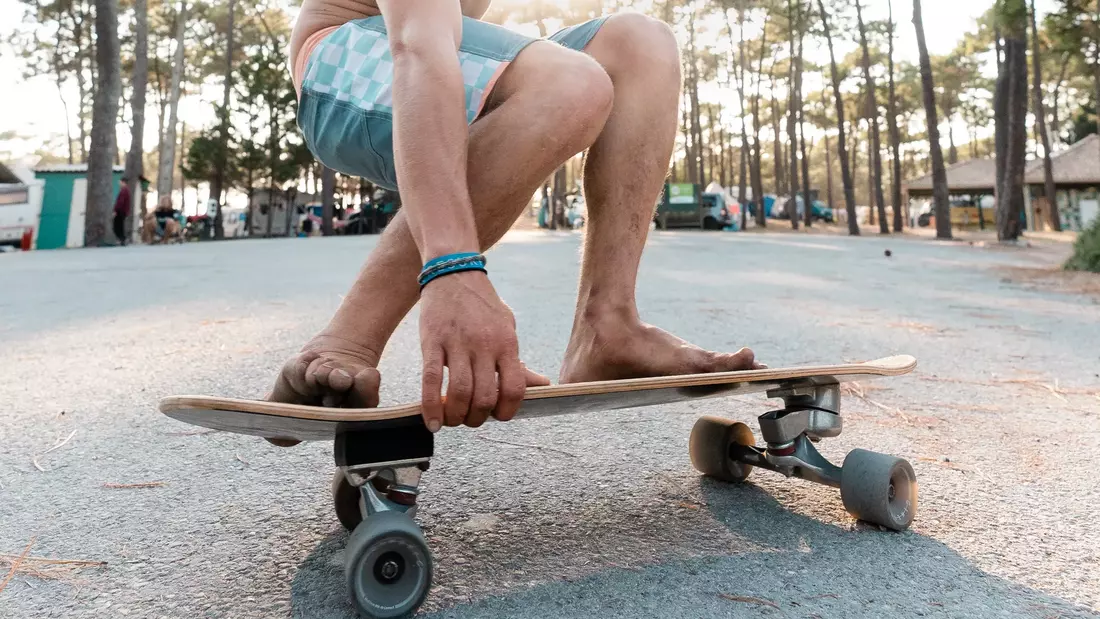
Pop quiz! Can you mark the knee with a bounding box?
[554,53,614,136]
[596,13,680,80]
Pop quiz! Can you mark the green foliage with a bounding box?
[181,126,224,183]
[1065,101,1098,143]
[1065,215,1100,273]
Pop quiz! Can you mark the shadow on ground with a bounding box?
[290,479,1098,619]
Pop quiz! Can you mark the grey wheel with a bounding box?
[345,511,433,619]
[689,416,755,482]
[840,449,917,531]
[332,469,363,532]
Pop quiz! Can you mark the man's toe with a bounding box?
[349,368,381,408]
[705,347,756,372]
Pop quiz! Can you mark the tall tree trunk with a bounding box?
[1096,0,1100,127]
[553,166,567,228]
[1050,52,1070,145]
[850,123,860,206]
[946,108,958,163]
[995,52,1008,203]
[751,15,769,227]
[707,105,718,185]
[321,166,335,235]
[681,89,695,184]
[157,2,187,198]
[1029,0,1060,231]
[86,0,121,247]
[887,0,903,231]
[796,1,811,227]
[818,0,859,234]
[785,0,800,229]
[267,87,279,237]
[687,9,705,185]
[799,113,811,227]
[114,93,126,166]
[996,0,1029,241]
[867,118,876,226]
[718,124,727,187]
[211,0,236,240]
[913,0,952,238]
[728,6,750,229]
[123,0,147,242]
[51,25,77,165]
[855,0,888,233]
[771,93,786,196]
[70,1,90,162]
[824,133,835,209]
[177,121,186,210]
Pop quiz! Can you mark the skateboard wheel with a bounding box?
[332,469,363,532]
[840,449,917,531]
[688,416,755,483]
[345,511,433,619]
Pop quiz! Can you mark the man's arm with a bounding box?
[376,0,528,431]
[377,0,476,258]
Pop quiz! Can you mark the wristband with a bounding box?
[418,252,487,288]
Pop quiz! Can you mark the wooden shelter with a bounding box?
[1025,134,1100,232]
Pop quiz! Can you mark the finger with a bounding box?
[443,356,473,428]
[466,357,498,428]
[523,364,552,386]
[494,357,527,422]
[421,348,445,432]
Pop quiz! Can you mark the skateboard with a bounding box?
[161,354,918,618]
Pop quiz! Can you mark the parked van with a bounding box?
[654,183,734,230]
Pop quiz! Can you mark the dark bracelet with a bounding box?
[418,252,487,288]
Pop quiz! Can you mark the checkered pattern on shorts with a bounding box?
[302,21,505,123]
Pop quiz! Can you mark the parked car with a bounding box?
[775,195,834,223]
[654,183,735,230]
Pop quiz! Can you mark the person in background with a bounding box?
[113,179,132,246]
[142,195,182,244]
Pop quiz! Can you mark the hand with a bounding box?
[418,270,531,430]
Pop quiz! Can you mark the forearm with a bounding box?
[384,5,478,261]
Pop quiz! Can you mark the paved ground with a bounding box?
[1,230,1098,618]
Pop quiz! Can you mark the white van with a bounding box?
[0,164,44,248]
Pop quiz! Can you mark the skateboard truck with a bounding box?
[722,382,844,487]
[332,421,435,619]
[344,462,426,516]
[689,377,917,535]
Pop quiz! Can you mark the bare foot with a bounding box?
[264,334,383,446]
[559,311,759,383]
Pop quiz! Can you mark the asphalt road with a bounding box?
[1,229,1098,618]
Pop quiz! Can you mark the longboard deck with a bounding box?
[159,355,915,441]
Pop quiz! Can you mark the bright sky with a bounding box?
[0,0,1061,165]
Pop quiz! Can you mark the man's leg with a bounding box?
[560,14,756,382]
[113,214,126,245]
[270,42,613,407]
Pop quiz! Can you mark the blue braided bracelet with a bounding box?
[418,252,487,288]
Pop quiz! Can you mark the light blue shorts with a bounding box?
[296,16,608,190]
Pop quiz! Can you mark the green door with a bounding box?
[36,173,77,250]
